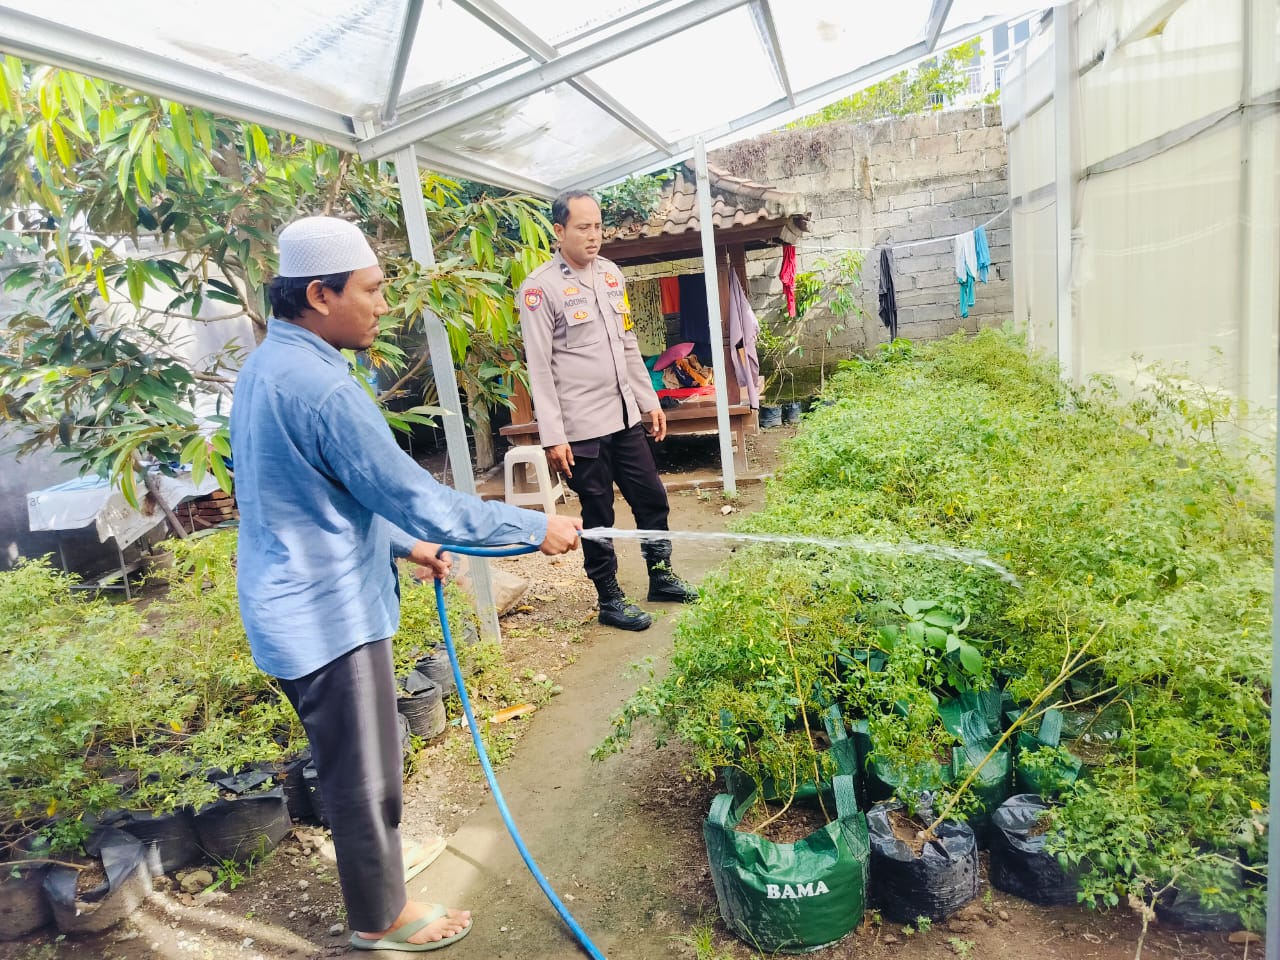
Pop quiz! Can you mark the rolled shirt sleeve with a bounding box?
[319,378,546,549]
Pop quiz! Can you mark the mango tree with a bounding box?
[0,57,553,503]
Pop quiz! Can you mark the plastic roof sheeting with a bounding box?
[0,0,1039,195]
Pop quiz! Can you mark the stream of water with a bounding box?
[577,527,1020,586]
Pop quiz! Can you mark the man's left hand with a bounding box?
[647,407,667,442]
[406,541,452,581]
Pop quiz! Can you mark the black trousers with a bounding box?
[279,638,405,931]
[566,424,673,583]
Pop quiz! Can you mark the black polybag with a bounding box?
[987,794,1079,905]
[866,801,979,922]
[193,784,291,862]
[43,827,152,934]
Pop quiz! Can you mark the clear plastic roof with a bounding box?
[0,0,1038,195]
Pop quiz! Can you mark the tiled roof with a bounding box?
[602,162,810,246]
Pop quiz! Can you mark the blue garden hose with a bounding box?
[432,542,607,960]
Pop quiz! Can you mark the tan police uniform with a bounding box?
[517,252,659,448]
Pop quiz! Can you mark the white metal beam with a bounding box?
[752,1,794,108]
[358,0,750,160]
[925,0,956,52]
[0,6,356,149]
[381,0,426,123]
[453,0,675,153]
[565,13,1014,193]
[1052,4,1076,382]
[409,141,559,198]
[693,137,737,496]
[392,144,502,643]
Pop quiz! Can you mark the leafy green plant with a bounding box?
[601,329,1271,929]
[596,171,673,228]
[789,40,983,127]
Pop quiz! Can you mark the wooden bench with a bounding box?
[500,401,755,472]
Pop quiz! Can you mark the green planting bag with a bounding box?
[704,774,869,953]
[949,737,1012,836]
[849,719,951,807]
[724,705,861,807]
[938,690,1003,739]
[1014,710,1083,798]
[938,702,1012,835]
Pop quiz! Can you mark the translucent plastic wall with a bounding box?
[1003,0,1280,412]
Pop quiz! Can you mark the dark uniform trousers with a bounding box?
[279,638,405,932]
[566,424,672,583]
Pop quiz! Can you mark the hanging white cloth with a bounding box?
[727,269,761,409]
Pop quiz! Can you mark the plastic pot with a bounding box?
[0,860,52,940]
[416,648,456,698]
[114,807,201,874]
[1155,869,1246,931]
[397,672,446,739]
[758,405,782,428]
[866,802,979,923]
[43,828,152,935]
[705,774,869,953]
[272,753,314,823]
[781,400,803,424]
[192,785,291,863]
[987,794,1078,905]
[303,763,327,827]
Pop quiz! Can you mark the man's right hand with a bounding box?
[545,443,574,478]
[539,515,582,555]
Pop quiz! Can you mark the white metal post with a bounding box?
[693,137,738,496]
[1246,0,1280,949]
[393,145,501,642]
[1053,3,1076,383]
[1238,0,1279,410]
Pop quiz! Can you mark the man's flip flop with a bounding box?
[403,837,447,883]
[349,905,472,952]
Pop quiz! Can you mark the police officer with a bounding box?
[518,191,698,630]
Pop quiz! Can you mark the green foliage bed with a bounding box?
[0,530,471,850]
[601,330,1272,929]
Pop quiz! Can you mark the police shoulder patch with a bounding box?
[523,288,543,310]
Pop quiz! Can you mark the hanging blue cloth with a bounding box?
[974,225,991,283]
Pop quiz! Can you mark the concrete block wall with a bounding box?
[712,104,1011,369]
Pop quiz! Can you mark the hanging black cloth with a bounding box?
[878,246,899,341]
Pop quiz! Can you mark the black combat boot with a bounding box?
[646,561,699,603]
[594,575,652,631]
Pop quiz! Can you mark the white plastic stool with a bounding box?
[503,445,566,514]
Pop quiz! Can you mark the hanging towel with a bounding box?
[974,225,991,283]
[727,269,762,409]
[780,243,797,317]
[877,246,899,341]
[953,230,979,318]
[659,275,681,314]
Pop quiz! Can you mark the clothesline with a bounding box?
[798,205,1011,257]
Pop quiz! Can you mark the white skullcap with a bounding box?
[277,216,378,278]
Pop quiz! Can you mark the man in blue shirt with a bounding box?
[232,216,581,952]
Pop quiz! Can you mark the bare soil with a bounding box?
[0,426,1260,960]
[736,801,831,845]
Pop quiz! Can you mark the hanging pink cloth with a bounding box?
[727,269,762,408]
[780,244,797,317]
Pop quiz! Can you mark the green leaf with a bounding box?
[209,450,232,494]
[956,642,982,675]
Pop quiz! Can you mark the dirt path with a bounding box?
[0,429,1259,960]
